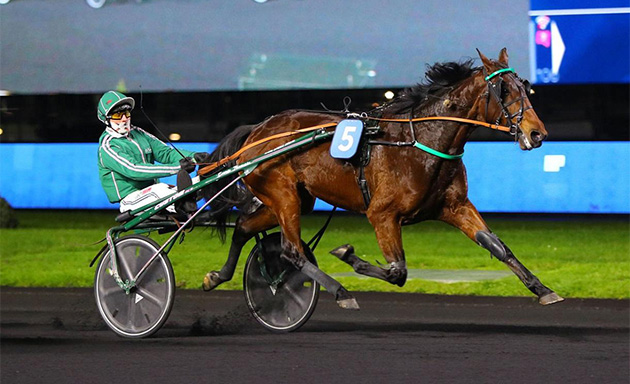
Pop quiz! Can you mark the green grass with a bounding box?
[0,210,628,299]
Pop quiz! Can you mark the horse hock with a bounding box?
[475,231,564,305]
[330,244,408,287]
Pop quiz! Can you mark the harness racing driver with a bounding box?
[96,90,210,214]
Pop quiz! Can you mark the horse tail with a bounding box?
[201,124,256,242]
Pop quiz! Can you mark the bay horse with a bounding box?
[200,48,564,309]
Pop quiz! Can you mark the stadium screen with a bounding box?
[2,0,531,94]
[1,0,626,93]
[529,0,630,84]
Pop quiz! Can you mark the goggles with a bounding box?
[109,110,131,120]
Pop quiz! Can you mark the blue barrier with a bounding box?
[0,141,628,213]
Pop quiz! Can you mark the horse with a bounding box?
[199,48,564,309]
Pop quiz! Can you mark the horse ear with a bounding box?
[498,48,509,65]
[476,48,492,70]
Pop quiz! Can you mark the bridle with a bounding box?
[482,67,533,137]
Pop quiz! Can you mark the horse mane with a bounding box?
[385,59,477,114]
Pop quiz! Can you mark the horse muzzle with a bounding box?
[518,129,546,150]
[517,114,548,150]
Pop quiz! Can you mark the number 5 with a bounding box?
[337,125,357,152]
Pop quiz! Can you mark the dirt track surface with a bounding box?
[1,288,628,383]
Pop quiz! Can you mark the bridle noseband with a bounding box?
[483,67,533,137]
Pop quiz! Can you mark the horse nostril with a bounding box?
[530,131,546,144]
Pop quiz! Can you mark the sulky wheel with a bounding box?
[94,235,175,338]
[243,232,320,333]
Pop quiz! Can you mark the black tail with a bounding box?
[201,124,256,242]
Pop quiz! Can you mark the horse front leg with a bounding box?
[202,206,277,291]
[439,198,564,305]
[331,212,408,287]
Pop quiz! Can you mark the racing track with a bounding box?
[1,288,628,384]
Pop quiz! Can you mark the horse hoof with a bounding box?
[335,288,360,310]
[202,271,224,291]
[539,292,564,305]
[337,297,360,310]
[330,244,354,262]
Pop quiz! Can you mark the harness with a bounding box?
[353,117,379,208]
[349,68,532,208]
[350,111,465,209]
[198,67,532,210]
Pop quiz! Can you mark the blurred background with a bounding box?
[0,0,628,213]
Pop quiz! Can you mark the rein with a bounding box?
[363,115,513,160]
[198,115,511,176]
[367,115,511,132]
[198,122,337,175]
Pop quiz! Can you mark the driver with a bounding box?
[96,90,210,214]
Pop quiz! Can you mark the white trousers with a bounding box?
[119,183,177,213]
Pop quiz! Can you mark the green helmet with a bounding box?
[97,91,135,124]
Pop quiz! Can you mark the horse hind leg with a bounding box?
[280,229,359,310]
[202,205,277,291]
[331,211,408,287]
[297,256,360,310]
[268,191,359,309]
[330,245,407,287]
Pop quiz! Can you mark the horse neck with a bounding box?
[408,74,485,155]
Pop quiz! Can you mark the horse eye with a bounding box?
[500,85,509,98]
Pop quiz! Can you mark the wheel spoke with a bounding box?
[134,257,166,286]
[134,286,165,307]
[248,268,270,286]
[127,293,137,329]
[115,247,135,279]
[99,285,127,299]
[281,279,310,310]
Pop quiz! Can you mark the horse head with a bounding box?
[476,48,547,150]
